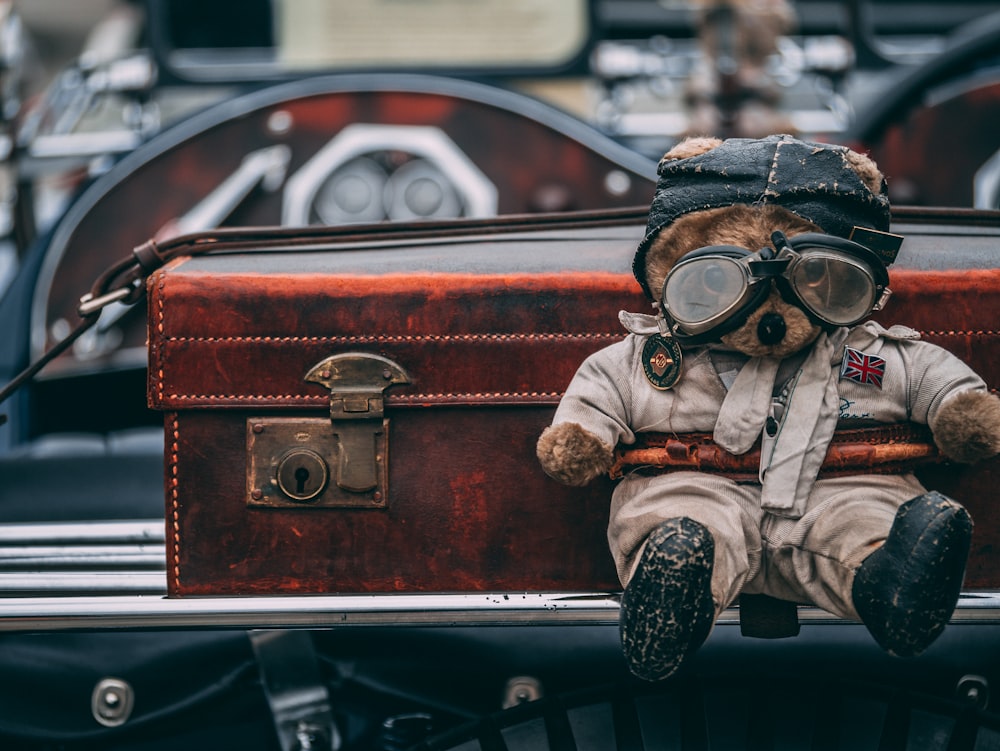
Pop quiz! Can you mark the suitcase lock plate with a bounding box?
[247,353,410,509]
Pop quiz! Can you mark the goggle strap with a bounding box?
[656,311,671,336]
[770,230,792,254]
[873,287,893,312]
[747,257,791,277]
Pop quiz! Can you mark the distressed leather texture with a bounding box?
[148,225,1000,596]
[150,257,638,596]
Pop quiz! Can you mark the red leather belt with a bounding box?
[610,423,942,481]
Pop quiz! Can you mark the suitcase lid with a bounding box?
[147,208,1000,411]
[147,215,649,410]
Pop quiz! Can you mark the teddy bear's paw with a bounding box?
[536,423,614,487]
[852,492,972,657]
[620,517,716,682]
[932,390,1000,464]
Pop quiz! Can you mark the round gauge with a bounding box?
[383,158,462,221]
[312,156,389,224]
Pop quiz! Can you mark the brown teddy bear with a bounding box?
[537,134,1000,682]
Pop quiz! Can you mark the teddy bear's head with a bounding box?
[635,135,896,358]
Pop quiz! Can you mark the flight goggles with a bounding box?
[661,231,892,344]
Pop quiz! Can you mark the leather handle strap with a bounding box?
[0,316,99,424]
[0,209,650,420]
[610,423,943,481]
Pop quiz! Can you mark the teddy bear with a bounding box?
[537,134,1000,682]
[683,0,799,139]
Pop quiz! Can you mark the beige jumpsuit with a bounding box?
[549,317,987,622]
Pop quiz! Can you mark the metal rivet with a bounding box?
[253,423,265,434]
[502,676,544,709]
[957,674,990,710]
[92,678,134,727]
[604,169,632,196]
[266,109,294,135]
[252,489,264,500]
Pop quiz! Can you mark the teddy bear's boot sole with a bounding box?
[619,517,715,682]
[852,491,972,657]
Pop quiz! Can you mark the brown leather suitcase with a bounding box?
[147,209,1000,597]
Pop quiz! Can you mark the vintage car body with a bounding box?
[2,207,1000,750]
[2,1,1000,749]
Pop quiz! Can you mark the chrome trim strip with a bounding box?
[974,146,1000,210]
[28,131,143,160]
[0,549,164,566]
[1,520,998,631]
[0,520,164,544]
[0,592,998,632]
[0,572,168,593]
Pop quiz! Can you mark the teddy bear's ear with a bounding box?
[843,149,886,196]
[660,136,724,163]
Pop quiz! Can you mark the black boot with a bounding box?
[619,517,716,681]
[852,491,973,657]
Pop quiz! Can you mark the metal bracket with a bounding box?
[250,630,340,751]
[305,353,410,493]
[247,353,409,509]
[91,677,135,727]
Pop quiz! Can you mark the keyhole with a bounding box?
[295,466,310,495]
[274,449,328,502]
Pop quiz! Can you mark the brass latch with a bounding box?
[247,353,410,509]
[305,353,411,493]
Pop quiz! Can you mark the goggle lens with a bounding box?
[659,233,890,342]
[663,256,750,330]
[789,252,876,325]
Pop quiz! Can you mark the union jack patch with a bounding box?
[840,347,886,389]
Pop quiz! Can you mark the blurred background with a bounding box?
[2,0,1000,449]
[16,0,116,81]
[1,6,999,749]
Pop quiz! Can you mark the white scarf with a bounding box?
[714,331,845,517]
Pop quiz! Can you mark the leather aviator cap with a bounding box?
[633,134,892,298]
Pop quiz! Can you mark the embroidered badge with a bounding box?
[840,347,886,389]
[641,334,683,390]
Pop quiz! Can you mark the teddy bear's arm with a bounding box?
[931,390,1000,463]
[902,339,1000,464]
[537,341,637,486]
[537,422,615,486]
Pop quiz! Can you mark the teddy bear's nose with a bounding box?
[757,312,787,345]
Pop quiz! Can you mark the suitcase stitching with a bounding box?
[158,392,567,403]
[151,271,166,406]
[160,333,626,343]
[167,412,181,593]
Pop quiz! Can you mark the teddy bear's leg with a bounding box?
[619,517,716,682]
[852,491,972,657]
[610,475,761,680]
